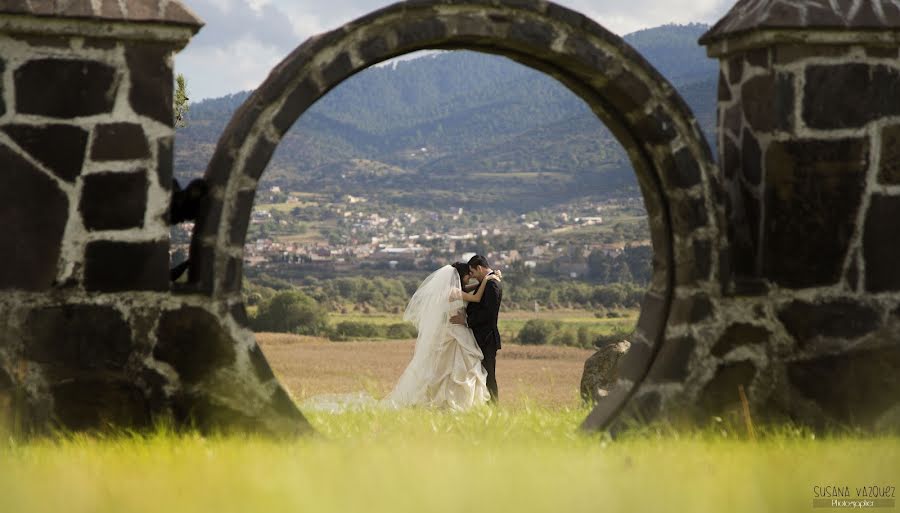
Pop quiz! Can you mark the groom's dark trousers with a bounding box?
[466,275,502,402]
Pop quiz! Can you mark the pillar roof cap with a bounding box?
[0,0,202,31]
[700,0,900,46]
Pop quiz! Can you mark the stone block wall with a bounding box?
[0,5,308,436]
[634,31,900,431]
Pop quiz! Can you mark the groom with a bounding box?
[451,255,502,403]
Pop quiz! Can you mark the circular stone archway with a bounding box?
[190,0,724,430]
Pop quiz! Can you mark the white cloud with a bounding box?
[176,0,733,100]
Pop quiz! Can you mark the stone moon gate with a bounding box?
[0,0,898,435]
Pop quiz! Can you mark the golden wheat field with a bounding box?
[256,333,595,408]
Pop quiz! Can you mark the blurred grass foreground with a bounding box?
[2,405,898,513]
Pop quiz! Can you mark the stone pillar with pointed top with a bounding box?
[0,1,311,436]
[698,0,900,431]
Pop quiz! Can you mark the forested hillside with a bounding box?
[174,23,717,211]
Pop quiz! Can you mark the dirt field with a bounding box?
[257,333,595,409]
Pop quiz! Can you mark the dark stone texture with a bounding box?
[635,293,667,349]
[669,294,714,325]
[804,64,900,129]
[395,18,448,49]
[865,46,898,59]
[243,136,277,179]
[231,303,250,327]
[90,123,151,161]
[155,307,237,385]
[15,59,117,118]
[847,256,860,291]
[203,143,236,184]
[13,34,70,47]
[745,48,768,68]
[617,340,652,381]
[24,305,132,368]
[509,18,558,49]
[248,344,274,382]
[878,124,900,185]
[224,257,242,293]
[741,72,793,132]
[230,190,256,246]
[723,103,742,139]
[778,299,880,344]
[0,59,4,117]
[699,360,757,414]
[596,79,644,120]
[722,134,739,180]
[727,57,743,85]
[322,52,354,86]
[83,37,118,49]
[788,345,900,426]
[864,194,900,292]
[51,379,150,431]
[186,243,215,293]
[1,123,88,182]
[646,335,695,382]
[270,387,305,422]
[740,180,760,254]
[0,366,12,390]
[358,36,389,63]
[580,341,629,404]
[272,78,321,136]
[717,71,731,102]
[741,128,761,185]
[0,143,68,291]
[125,43,173,125]
[763,138,868,288]
[711,323,770,357]
[676,238,712,285]
[157,137,173,190]
[80,172,148,230]
[671,196,708,235]
[629,391,661,422]
[774,44,848,64]
[171,391,267,434]
[671,147,702,188]
[633,106,677,145]
[613,72,652,108]
[84,241,168,292]
[169,178,208,224]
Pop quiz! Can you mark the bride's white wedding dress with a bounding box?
[301,265,490,413]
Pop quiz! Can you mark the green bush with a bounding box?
[252,290,329,335]
[386,323,417,339]
[332,321,382,339]
[516,319,563,345]
[552,329,576,347]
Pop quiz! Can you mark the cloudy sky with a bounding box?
[175,0,734,101]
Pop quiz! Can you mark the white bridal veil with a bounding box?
[383,264,462,407]
[300,264,464,412]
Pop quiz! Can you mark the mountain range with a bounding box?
[174,23,718,211]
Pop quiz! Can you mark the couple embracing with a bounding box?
[385,255,503,411]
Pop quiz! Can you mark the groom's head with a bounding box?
[468,255,491,281]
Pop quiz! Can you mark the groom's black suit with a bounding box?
[466,273,502,402]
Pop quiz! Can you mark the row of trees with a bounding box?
[246,271,645,313]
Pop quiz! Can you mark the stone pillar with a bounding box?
[0,2,308,436]
[694,0,900,430]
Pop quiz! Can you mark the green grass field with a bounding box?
[2,406,897,513]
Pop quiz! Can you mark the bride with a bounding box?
[382,262,500,411]
[300,263,500,413]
